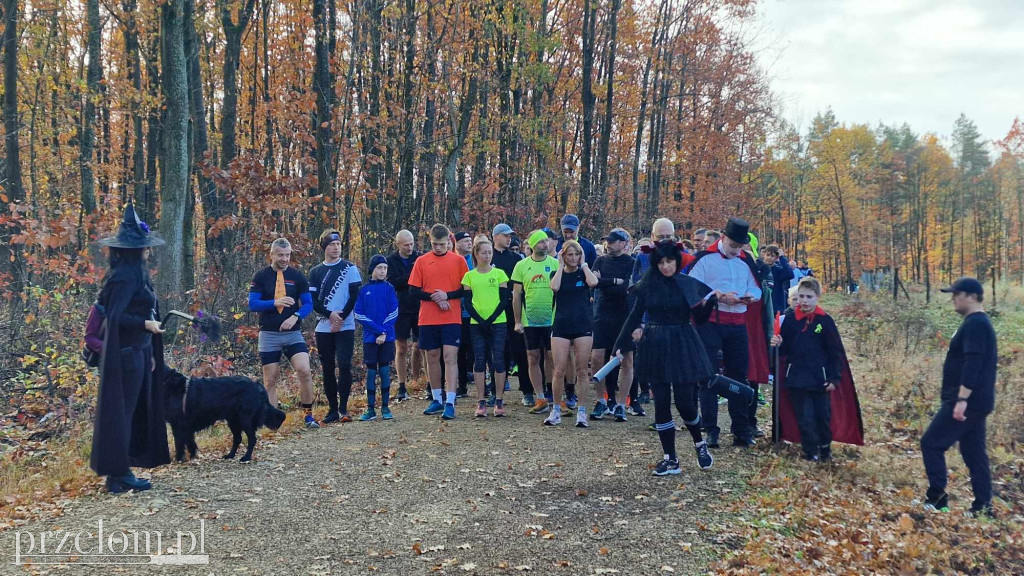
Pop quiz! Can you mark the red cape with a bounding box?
[775,342,865,447]
[745,298,771,384]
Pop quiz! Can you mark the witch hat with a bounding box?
[99,203,165,248]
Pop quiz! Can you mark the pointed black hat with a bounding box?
[99,203,165,248]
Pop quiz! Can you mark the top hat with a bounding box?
[723,218,750,244]
[99,203,165,249]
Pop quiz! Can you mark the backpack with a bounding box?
[83,304,105,367]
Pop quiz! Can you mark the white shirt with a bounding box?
[688,244,762,314]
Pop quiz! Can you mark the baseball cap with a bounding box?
[940,277,983,296]
[560,214,580,231]
[602,228,630,243]
[454,231,471,242]
[492,223,514,237]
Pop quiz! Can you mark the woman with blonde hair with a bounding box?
[546,240,599,427]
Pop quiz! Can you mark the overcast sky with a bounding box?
[755,0,1024,145]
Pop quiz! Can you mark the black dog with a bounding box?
[164,369,286,463]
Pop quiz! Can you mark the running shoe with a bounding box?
[543,409,561,426]
[522,393,535,407]
[922,492,950,513]
[381,406,394,420]
[340,413,353,423]
[456,386,469,398]
[637,392,651,405]
[627,404,646,417]
[529,398,550,414]
[475,400,488,418]
[647,422,657,432]
[695,441,713,470]
[304,414,321,429]
[565,394,578,410]
[819,445,832,462]
[757,391,768,406]
[591,401,609,419]
[612,404,627,422]
[442,402,456,420]
[707,430,720,448]
[493,400,506,417]
[486,393,497,407]
[718,397,728,405]
[800,453,819,462]
[504,381,511,391]
[753,428,766,438]
[321,410,341,424]
[423,400,445,416]
[396,385,409,402]
[359,408,377,422]
[653,457,681,476]
[575,409,589,428]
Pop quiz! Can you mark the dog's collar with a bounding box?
[182,377,191,416]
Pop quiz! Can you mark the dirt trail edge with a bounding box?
[3,396,757,575]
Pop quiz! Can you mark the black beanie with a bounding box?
[367,254,388,275]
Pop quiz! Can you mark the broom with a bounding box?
[160,310,223,342]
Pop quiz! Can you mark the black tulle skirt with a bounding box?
[635,323,714,385]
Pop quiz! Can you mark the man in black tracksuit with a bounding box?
[590,228,637,421]
[491,224,528,399]
[920,277,997,516]
[387,230,422,401]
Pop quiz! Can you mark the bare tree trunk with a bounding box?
[185,0,217,248]
[219,0,257,169]
[395,0,417,230]
[2,0,25,297]
[312,0,335,211]
[79,0,101,215]
[159,0,191,305]
[577,0,596,221]
[593,0,620,233]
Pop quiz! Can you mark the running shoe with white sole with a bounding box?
[627,404,646,417]
[653,457,681,476]
[591,401,609,419]
[529,398,550,414]
[304,414,320,429]
[575,410,589,428]
[543,409,562,426]
[612,404,627,422]
[695,441,713,470]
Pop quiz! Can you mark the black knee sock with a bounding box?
[655,420,676,460]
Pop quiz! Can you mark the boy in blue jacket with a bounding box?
[771,277,842,461]
[354,255,399,421]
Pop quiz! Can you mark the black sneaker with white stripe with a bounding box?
[653,457,681,476]
[695,441,713,470]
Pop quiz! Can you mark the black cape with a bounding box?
[90,270,170,476]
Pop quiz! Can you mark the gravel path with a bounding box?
[4,389,757,575]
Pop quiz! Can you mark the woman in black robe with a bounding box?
[91,204,171,493]
[615,240,718,476]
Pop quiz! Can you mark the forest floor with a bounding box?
[2,387,757,576]
[2,292,1023,575]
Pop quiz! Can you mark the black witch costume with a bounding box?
[615,240,717,475]
[91,204,170,492]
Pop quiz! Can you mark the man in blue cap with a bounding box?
[556,214,598,268]
[920,277,997,517]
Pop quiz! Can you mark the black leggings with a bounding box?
[651,381,703,459]
[315,330,354,413]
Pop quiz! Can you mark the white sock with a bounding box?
[432,388,443,402]
[552,404,561,413]
[446,392,456,404]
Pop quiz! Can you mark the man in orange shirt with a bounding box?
[409,224,470,420]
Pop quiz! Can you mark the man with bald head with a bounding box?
[387,229,423,401]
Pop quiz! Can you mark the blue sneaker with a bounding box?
[442,402,456,420]
[504,381,511,392]
[637,392,651,405]
[612,404,627,422]
[381,406,394,420]
[359,408,377,421]
[304,414,320,429]
[591,401,609,419]
[565,394,578,410]
[522,393,535,407]
[486,393,497,407]
[423,400,444,416]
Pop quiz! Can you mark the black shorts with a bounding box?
[593,316,634,352]
[551,328,592,341]
[363,340,396,367]
[523,326,552,351]
[418,323,461,351]
[395,312,419,341]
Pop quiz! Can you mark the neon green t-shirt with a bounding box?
[462,267,509,325]
[511,256,558,327]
